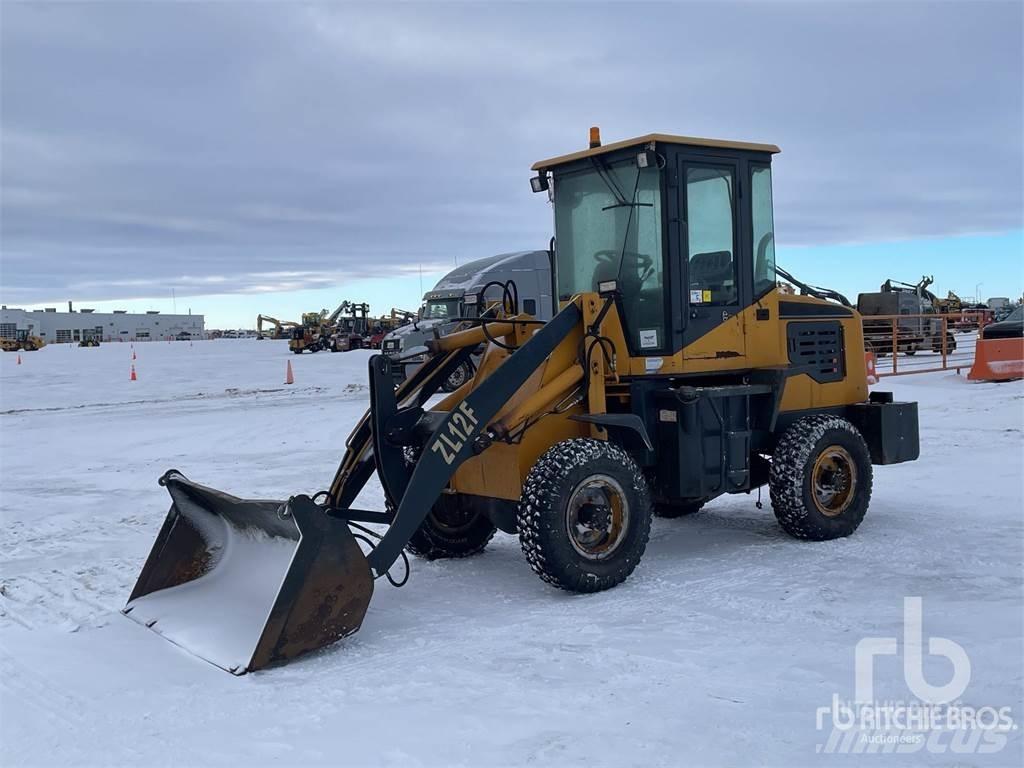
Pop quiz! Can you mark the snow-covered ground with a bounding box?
[1,339,1021,766]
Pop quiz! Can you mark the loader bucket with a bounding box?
[123,472,373,674]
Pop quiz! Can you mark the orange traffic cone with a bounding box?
[285,360,294,385]
[130,364,138,381]
[864,351,879,385]
[16,354,22,365]
[132,349,137,360]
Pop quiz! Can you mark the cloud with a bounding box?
[1,1,1021,305]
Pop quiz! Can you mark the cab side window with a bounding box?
[686,167,736,305]
[751,165,776,297]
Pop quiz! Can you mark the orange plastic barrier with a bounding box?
[864,351,878,385]
[968,338,1024,382]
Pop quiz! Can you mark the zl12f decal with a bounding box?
[430,402,480,465]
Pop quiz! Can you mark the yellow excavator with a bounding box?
[256,315,299,340]
[124,130,920,674]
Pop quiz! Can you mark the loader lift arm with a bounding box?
[325,301,582,576]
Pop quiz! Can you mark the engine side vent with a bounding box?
[787,321,845,383]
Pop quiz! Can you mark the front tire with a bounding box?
[769,415,873,541]
[518,439,652,592]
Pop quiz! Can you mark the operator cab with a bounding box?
[531,130,780,358]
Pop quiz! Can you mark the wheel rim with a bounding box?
[565,474,630,560]
[811,445,857,517]
[446,365,467,389]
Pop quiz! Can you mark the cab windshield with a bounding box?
[422,298,461,320]
[553,160,664,350]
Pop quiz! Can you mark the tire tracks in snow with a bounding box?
[0,645,90,732]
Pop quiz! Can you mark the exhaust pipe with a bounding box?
[123,472,373,674]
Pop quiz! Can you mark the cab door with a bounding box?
[679,158,746,364]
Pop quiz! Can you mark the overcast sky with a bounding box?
[2,1,1022,324]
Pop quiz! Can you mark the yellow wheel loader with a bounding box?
[125,131,920,674]
[78,330,102,347]
[1,330,45,352]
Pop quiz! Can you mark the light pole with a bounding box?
[975,283,983,304]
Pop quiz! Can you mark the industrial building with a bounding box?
[0,304,205,343]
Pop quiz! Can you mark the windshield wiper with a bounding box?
[590,157,629,206]
[601,201,653,211]
[588,154,655,290]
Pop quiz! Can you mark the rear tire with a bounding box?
[769,415,872,541]
[404,494,496,560]
[518,438,652,592]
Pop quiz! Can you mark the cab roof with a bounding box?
[531,132,780,171]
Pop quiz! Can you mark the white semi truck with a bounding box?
[382,250,554,390]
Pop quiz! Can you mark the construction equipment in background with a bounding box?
[382,251,555,391]
[289,301,377,354]
[78,329,102,347]
[857,276,955,356]
[256,315,299,340]
[930,290,991,332]
[125,130,921,674]
[289,310,330,353]
[327,302,370,352]
[366,309,416,349]
[1,330,45,352]
[290,303,347,353]
[932,290,962,315]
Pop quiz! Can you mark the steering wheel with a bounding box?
[755,232,774,275]
[593,249,653,272]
